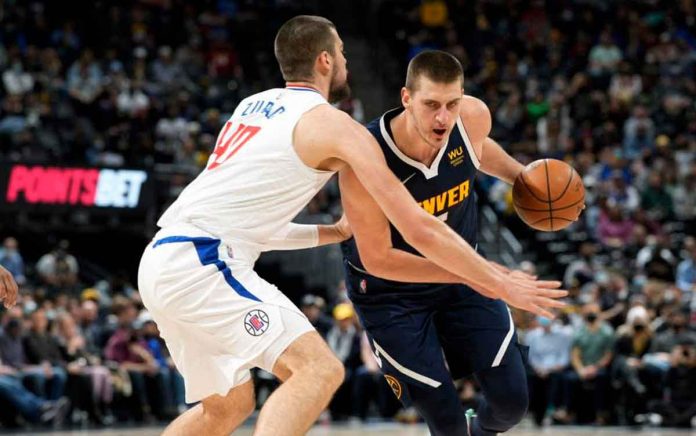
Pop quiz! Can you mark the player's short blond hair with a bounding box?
[274,15,337,82]
[405,50,464,92]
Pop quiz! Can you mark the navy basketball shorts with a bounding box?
[346,271,521,405]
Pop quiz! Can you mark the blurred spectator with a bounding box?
[66,50,103,115]
[647,341,696,427]
[0,357,70,427]
[351,332,400,421]
[525,317,573,426]
[54,313,112,424]
[650,312,696,357]
[588,31,622,79]
[641,172,675,221]
[609,64,642,107]
[327,303,361,421]
[563,241,600,289]
[605,171,640,213]
[597,203,634,248]
[104,300,165,421]
[672,173,696,223]
[36,240,79,293]
[300,294,333,338]
[622,106,655,160]
[77,299,108,354]
[636,234,677,282]
[676,237,696,303]
[611,308,653,424]
[0,237,26,285]
[140,319,185,415]
[2,58,34,96]
[566,303,614,424]
[22,309,68,401]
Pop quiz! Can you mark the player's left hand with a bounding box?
[489,261,536,280]
[334,213,352,241]
[0,265,18,309]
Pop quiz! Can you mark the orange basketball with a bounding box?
[512,159,585,231]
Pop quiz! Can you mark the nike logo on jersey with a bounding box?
[401,172,417,184]
[417,179,471,215]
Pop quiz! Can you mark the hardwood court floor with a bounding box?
[8,423,695,436]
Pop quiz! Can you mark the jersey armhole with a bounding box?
[455,117,481,169]
[289,102,335,176]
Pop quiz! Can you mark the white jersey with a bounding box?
[157,86,334,253]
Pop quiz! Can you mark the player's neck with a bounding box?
[391,111,439,166]
[285,81,329,100]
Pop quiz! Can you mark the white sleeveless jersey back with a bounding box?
[157,87,334,249]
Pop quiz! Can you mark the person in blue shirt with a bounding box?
[525,317,573,426]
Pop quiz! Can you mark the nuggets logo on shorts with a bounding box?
[244,309,269,336]
[384,374,402,400]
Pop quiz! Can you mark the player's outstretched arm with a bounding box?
[294,105,566,316]
[261,216,352,252]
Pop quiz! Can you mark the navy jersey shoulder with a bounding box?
[342,108,481,294]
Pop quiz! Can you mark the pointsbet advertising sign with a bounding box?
[0,164,155,211]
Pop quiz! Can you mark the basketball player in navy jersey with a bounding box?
[341,51,545,435]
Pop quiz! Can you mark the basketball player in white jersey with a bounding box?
[138,15,566,436]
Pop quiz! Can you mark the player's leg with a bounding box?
[139,234,336,435]
[253,330,344,436]
[162,378,255,436]
[350,290,470,436]
[471,345,528,435]
[437,289,529,436]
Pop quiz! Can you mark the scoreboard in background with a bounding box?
[0,164,155,212]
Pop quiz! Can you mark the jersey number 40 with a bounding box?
[207,122,261,170]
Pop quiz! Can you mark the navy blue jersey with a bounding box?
[341,107,481,294]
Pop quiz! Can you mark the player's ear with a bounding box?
[401,87,410,108]
[316,51,332,75]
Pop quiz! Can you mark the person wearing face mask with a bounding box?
[647,340,696,427]
[564,303,615,424]
[524,316,573,426]
[611,308,653,425]
[650,312,696,360]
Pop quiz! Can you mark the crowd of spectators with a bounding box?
[0,237,187,428]
[0,0,695,431]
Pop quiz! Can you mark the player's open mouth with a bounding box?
[433,129,446,136]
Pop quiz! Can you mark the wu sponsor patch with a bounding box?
[384,374,402,400]
[244,309,269,336]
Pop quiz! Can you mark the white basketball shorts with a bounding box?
[138,224,314,403]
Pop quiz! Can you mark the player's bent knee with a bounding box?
[490,385,528,426]
[319,354,345,389]
[203,381,256,424]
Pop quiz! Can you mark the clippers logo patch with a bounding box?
[384,374,402,400]
[244,310,269,336]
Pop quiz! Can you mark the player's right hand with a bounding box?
[499,275,567,319]
[0,265,18,309]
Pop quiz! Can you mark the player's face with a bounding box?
[328,31,350,103]
[403,77,463,150]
